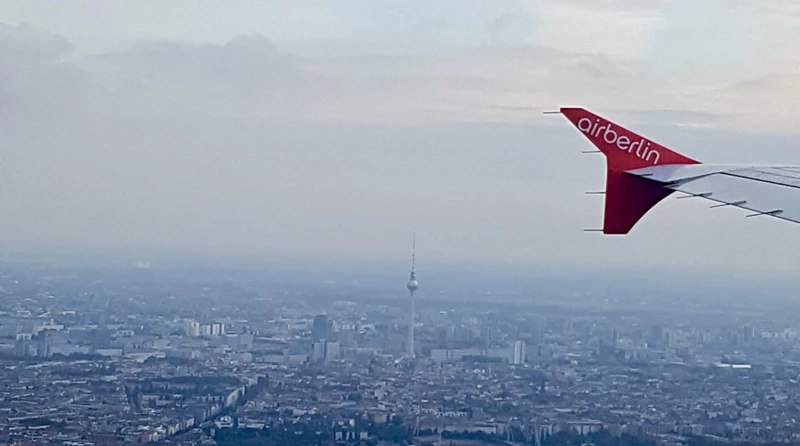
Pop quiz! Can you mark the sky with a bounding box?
[2,0,800,277]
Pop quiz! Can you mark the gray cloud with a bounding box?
[487,12,536,44]
[2,19,800,277]
[92,36,293,85]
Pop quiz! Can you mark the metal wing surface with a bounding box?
[627,164,800,224]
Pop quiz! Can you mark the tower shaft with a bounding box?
[409,291,415,358]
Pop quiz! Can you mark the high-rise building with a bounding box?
[325,341,341,361]
[37,330,52,358]
[311,341,326,362]
[513,340,526,365]
[649,325,665,348]
[211,322,226,336]
[186,320,200,337]
[15,339,31,357]
[92,327,112,351]
[313,315,329,341]
[742,325,756,344]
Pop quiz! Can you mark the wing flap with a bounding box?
[659,167,800,225]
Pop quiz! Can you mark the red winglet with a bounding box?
[560,107,701,234]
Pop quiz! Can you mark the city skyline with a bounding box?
[0,256,795,444]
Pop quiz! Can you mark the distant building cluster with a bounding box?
[0,261,795,445]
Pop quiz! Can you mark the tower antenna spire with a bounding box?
[411,231,416,273]
[407,232,418,287]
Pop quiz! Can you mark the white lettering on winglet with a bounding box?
[577,117,660,165]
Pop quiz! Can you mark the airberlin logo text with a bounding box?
[577,118,660,165]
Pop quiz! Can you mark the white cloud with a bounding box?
[529,1,665,61]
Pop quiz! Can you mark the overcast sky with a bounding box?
[2,0,800,276]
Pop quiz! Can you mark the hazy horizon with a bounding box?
[4,1,800,277]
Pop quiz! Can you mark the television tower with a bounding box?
[406,232,419,358]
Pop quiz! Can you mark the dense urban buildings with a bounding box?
[0,257,798,445]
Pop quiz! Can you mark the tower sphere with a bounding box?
[406,270,418,293]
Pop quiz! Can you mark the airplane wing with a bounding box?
[557,107,800,234]
[629,164,800,223]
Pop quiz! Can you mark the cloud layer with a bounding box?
[2,1,800,276]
